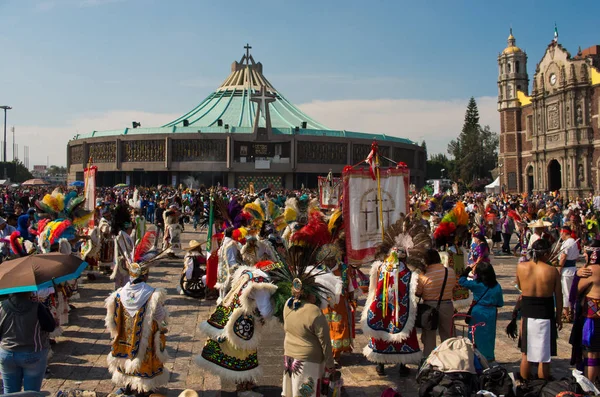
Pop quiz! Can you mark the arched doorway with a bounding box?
[548,160,562,192]
[526,166,534,195]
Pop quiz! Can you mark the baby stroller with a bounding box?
[416,316,490,396]
[180,255,207,299]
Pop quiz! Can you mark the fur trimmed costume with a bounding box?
[105,285,169,393]
[361,255,422,364]
[195,266,277,382]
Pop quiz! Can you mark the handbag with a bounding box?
[416,268,448,330]
[465,287,490,325]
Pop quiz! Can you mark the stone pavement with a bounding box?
[41,230,577,397]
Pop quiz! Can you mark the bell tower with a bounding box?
[498,29,529,110]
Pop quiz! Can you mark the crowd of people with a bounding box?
[3,184,600,396]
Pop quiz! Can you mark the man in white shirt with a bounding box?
[559,226,580,322]
[527,219,551,250]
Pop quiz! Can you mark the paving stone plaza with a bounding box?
[40,230,575,397]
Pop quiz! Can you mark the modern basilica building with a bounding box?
[67,46,425,189]
[498,29,600,196]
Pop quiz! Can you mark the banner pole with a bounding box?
[376,153,385,241]
[206,188,215,252]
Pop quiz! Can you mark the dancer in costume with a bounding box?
[98,208,115,275]
[316,208,356,366]
[105,230,168,396]
[195,262,278,396]
[111,205,135,289]
[268,242,342,397]
[241,230,276,266]
[163,205,182,256]
[317,242,355,367]
[361,214,429,376]
[216,227,242,302]
[34,190,94,340]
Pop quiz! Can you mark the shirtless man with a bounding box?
[574,239,600,382]
[516,238,563,380]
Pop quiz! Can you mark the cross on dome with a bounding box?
[244,43,252,59]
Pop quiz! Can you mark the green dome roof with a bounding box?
[72,46,414,146]
[162,52,328,130]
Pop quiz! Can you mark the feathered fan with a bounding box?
[269,244,340,321]
[376,213,432,272]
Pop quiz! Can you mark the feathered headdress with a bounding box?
[37,220,77,254]
[290,211,330,247]
[433,201,469,246]
[123,227,164,279]
[376,213,431,272]
[243,198,269,231]
[269,244,342,321]
[214,195,248,229]
[111,204,132,234]
[9,231,35,257]
[327,208,344,243]
[35,189,92,227]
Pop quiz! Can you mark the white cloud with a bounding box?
[15,110,179,167]
[33,0,125,11]
[297,96,500,157]
[18,96,500,168]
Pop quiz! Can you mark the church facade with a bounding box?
[67,47,425,189]
[497,30,600,196]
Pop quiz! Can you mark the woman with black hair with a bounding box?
[459,260,504,361]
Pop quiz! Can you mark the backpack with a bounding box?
[540,376,584,397]
[516,379,547,397]
[479,366,515,397]
[428,372,476,397]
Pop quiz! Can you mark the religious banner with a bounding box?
[83,165,97,213]
[318,175,342,209]
[343,167,410,265]
[433,180,441,195]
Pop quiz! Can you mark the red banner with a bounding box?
[343,167,410,265]
[318,176,342,209]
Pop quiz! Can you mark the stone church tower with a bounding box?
[498,30,529,192]
[497,27,600,197]
[498,29,529,110]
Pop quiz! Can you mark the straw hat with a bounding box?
[177,390,199,397]
[528,219,552,228]
[184,240,205,251]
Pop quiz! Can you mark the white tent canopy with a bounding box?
[485,177,501,194]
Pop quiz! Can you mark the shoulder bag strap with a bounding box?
[472,287,490,307]
[437,268,449,309]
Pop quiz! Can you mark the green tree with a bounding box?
[12,160,33,183]
[447,97,497,182]
[426,153,456,180]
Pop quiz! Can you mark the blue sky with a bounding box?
[1,0,599,166]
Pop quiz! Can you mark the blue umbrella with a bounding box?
[70,181,85,187]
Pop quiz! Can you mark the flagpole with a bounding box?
[375,147,385,241]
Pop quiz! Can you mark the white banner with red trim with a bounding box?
[343,167,409,265]
[318,176,342,209]
[84,165,97,214]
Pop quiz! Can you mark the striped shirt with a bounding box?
[417,263,456,301]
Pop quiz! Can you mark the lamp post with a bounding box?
[440,168,446,179]
[0,106,12,179]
